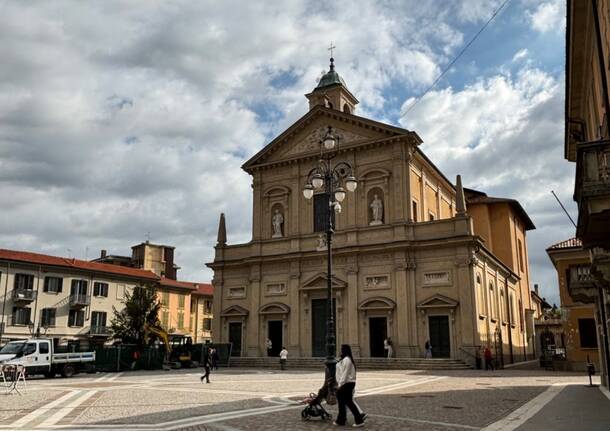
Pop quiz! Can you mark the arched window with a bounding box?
[489,282,497,320]
[476,275,485,315]
[343,104,351,114]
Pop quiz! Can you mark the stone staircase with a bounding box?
[227,357,472,370]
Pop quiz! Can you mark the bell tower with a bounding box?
[305,57,359,114]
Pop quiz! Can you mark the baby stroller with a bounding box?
[300,378,335,421]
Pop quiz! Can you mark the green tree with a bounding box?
[110,285,161,347]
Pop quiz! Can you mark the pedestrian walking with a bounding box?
[211,347,219,370]
[424,340,432,358]
[279,346,288,370]
[266,338,273,357]
[484,346,494,371]
[200,347,212,383]
[334,344,367,427]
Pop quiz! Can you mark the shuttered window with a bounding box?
[43,277,63,293]
[314,193,334,232]
[41,308,56,326]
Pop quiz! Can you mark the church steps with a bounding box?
[227,357,472,370]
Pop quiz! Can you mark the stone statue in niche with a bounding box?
[369,194,384,225]
[316,234,327,251]
[272,209,284,238]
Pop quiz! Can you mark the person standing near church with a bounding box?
[265,338,273,357]
[484,346,494,371]
[279,346,288,370]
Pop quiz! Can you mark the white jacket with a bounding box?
[336,356,356,387]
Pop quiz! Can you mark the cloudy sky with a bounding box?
[0,0,571,304]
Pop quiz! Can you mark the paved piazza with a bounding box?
[0,367,601,430]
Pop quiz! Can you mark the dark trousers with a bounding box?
[280,359,286,370]
[202,366,211,382]
[267,348,272,357]
[485,358,494,370]
[336,382,363,425]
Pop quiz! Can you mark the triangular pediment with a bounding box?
[300,272,347,291]
[220,305,249,317]
[242,106,418,172]
[416,294,459,309]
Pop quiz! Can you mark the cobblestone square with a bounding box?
[0,367,604,430]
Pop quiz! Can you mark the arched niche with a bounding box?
[343,104,351,114]
[367,187,385,225]
[264,186,290,238]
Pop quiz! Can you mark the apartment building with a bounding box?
[0,249,158,349]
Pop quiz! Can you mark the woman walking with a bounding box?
[334,344,366,427]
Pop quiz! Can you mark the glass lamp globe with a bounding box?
[303,184,314,199]
[312,173,324,189]
[345,176,358,192]
[334,187,346,202]
[323,135,336,150]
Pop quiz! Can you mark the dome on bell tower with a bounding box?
[305,57,359,114]
[315,57,347,89]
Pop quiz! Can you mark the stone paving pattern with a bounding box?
[0,367,602,430]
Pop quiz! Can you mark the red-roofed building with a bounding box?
[546,238,599,371]
[0,245,213,348]
[191,283,214,343]
[0,248,159,348]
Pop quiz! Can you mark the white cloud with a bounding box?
[528,0,565,33]
[400,66,573,304]
[0,1,476,282]
[512,48,529,62]
[0,1,569,306]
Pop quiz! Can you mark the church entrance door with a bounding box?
[369,317,387,357]
[428,315,450,358]
[311,298,335,357]
[268,320,283,357]
[229,322,242,357]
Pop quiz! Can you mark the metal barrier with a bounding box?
[94,345,166,372]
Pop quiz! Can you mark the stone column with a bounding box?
[407,256,418,357]
[394,253,409,357]
[289,261,301,355]
[346,263,360,356]
[405,147,413,222]
[247,265,261,357]
[211,275,223,343]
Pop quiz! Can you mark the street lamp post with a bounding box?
[303,126,357,387]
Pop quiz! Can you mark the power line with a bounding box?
[400,0,512,118]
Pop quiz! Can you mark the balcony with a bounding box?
[575,139,610,248]
[567,265,597,304]
[69,293,90,308]
[12,288,37,303]
[89,326,110,336]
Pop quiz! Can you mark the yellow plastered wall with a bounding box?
[157,287,192,335]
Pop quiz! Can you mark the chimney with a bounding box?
[534,284,539,295]
[100,249,107,259]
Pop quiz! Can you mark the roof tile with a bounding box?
[0,249,159,280]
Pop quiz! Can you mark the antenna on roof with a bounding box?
[66,248,72,258]
[551,190,577,229]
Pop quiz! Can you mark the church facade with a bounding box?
[208,59,536,364]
